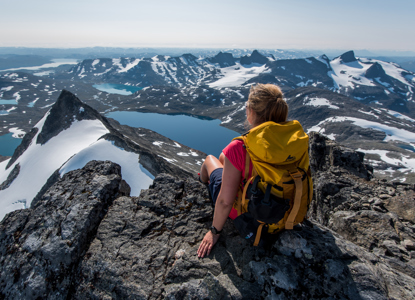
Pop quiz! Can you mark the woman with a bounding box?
[197,83,288,258]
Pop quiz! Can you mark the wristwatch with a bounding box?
[210,225,223,235]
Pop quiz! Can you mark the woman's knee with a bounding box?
[219,152,225,164]
[204,155,223,175]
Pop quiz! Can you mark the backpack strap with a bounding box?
[236,140,253,216]
[254,221,266,246]
[241,175,256,213]
[285,168,303,230]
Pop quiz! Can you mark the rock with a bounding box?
[0,163,20,190]
[339,51,357,63]
[240,50,269,65]
[1,133,415,299]
[0,160,124,299]
[403,239,415,251]
[383,190,415,223]
[208,52,236,68]
[6,127,38,169]
[36,89,108,145]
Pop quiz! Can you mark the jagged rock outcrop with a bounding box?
[36,89,111,145]
[309,133,415,288]
[339,50,357,63]
[0,163,19,190]
[208,52,236,68]
[240,50,269,65]
[1,133,414,299]
[0,160,128,299]
[6,127,38,169]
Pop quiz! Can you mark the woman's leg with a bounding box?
[219,152,225,165]
[200,155,223,183]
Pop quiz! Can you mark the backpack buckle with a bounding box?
[288,169,302,179]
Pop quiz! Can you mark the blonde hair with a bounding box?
[247,84,288,126]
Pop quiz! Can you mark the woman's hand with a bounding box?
[197,231,220,258]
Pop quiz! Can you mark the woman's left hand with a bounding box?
[197,231,220,258]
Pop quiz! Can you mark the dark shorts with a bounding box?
[208,168,223,206]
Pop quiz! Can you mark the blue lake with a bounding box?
[0,133,21,156]
[93,83,144,95]
[0,99,17,105]
[106,111,241,156]
[0,111,241,159]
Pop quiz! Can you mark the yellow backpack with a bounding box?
[233,120,313,246]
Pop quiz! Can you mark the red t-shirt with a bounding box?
[223,140,253,183]
[222,140,253,219]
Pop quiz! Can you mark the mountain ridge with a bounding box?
[1,49,415,184]
[0,132,414,298]
[0,90,205,220]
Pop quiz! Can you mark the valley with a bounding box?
[1,49,415,183]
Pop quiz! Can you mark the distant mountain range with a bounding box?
[63,50,415,117]
[1,49,415,183]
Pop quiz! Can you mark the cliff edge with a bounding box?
[1,134,414,299]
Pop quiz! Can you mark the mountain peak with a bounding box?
[240,50,268,65]
[209,52,236,67]
[36,90,103,145]
[339,50,357,63]
[365,62,387,78]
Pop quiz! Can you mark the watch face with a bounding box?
[211,226,221,234]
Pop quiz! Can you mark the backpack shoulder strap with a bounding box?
[285,167,303,230]
[234,135,254,216]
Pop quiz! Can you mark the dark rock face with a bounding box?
[309,133,415,296]
[6,127,38,169]
[339,50,357,63]
[0,163,20,190]
[240,50,269,65]
[0,160,126,299]
[208,52,236,67]
[36,89,108,145]
[1,134,415,299]
[309,132,373,180]
[365,62,387,78]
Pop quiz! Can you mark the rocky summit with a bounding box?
[1,133,415,299]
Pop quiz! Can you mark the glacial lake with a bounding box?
[0,99,18,105]
[0,133,21,156]
[93,83,144,95]
[0,111,240,159]
[106,111,240,156]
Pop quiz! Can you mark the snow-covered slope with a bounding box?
[286,87,415,182]
[63,50,415,113]
[327,51,415,103]
[0,90,155,221]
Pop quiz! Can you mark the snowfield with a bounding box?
[60,139,154,196]
[0,114,154,221]
[308,116,415,144]
[358,148,415,175]
[329,58,375,89]
[304,97,339,109]
[209,63,268,88]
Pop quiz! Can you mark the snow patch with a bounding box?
[308,116,415,144]
[304,97,339,109]
[1,86,13,92]
[60,139,154,196]
[9,127,25,138]
[209,63,268,88]
[0,117,109,221]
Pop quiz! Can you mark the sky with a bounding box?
[0,0,414,52]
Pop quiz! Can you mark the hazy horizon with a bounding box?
[1,0,414,52]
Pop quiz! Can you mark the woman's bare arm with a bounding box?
[197,156,241,258]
